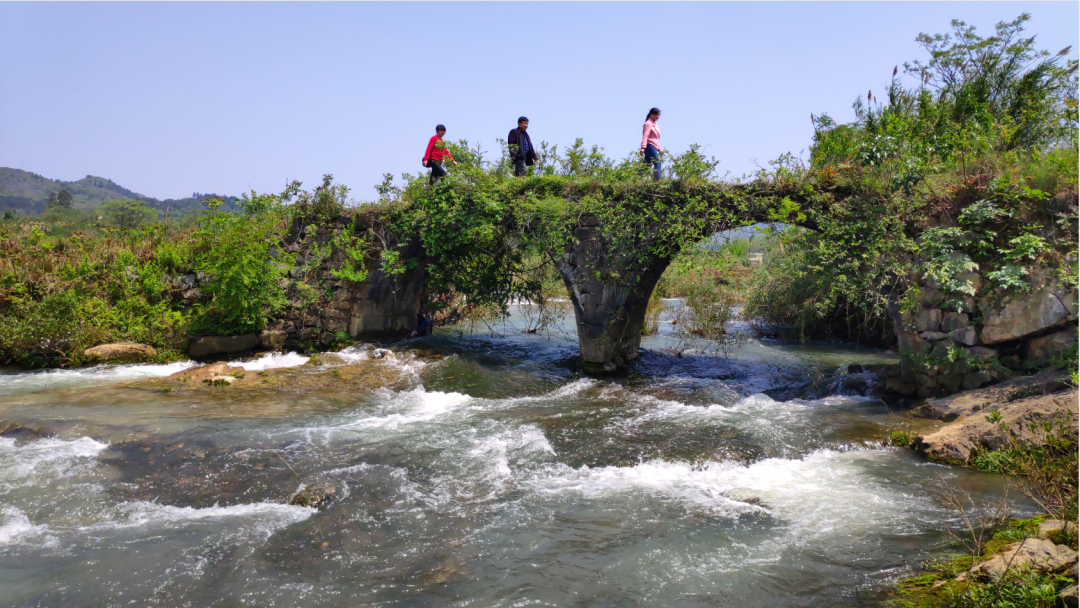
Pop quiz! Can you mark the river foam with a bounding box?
[0,361,198,398]
[0,506,51,547]
[527,447,927,532]
[97,501,316,531]
[0,436,108,480]
[235,351,310,371]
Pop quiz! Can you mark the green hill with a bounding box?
[0,168,237,216]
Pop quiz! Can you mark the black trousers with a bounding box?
[428,160,447,184]
[513,158,527,177]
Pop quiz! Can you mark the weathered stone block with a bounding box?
[913,308,942,332]
[940,312,969,333]
[949,326,978,346]
[189,334,261,358]
[897,330,931,355]
[962,370,994,390]
[885,377,917,395]
[939,373,964,393]
[955,271,981,295]
[259,330,287,351]
[920,288,941,306]
[83,342,157,362]
[967,346,998,361]
[1024,328,1078,366]
[982,289,1069,344]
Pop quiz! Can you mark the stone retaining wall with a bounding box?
[182,218,427,358]
[889,268,1078,397]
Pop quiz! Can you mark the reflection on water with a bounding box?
[0,306,1024,607]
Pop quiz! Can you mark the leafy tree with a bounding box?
[812,13,1078,171]
[46,192,58,209]
[99,199,156,231]
[54,190,74,209]
[191,194,293,335]
[2,210,13,220]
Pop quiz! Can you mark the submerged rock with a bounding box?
[290,482,338,509]
[127,354,409,396]
[83,342,157,362]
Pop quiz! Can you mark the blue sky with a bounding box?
[1,2,1077,201]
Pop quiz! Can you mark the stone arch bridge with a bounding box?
[316,183,790,374]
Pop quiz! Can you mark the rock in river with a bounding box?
[290,482,339,509]
[127,354,410,395]
[914,369,1078,463]
[83,342,157,362]
[968,538,1078,580]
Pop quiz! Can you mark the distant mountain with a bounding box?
[0,168,237,216]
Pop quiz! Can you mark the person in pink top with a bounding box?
[639,108,662,180]
[422,124,457,185]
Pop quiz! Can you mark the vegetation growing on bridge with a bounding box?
[746,13,1078,346]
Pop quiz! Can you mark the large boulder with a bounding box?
[189,334,261,358]
[941,312,969,332]
[912,308,942,332]
[1024,327,1078,366]
[1037,519,1079,539]
[917,386,1078,462]
[83,342,157,362]
[981,287,1073,344]
[925,367,1071,421]
[968,538,1078,580]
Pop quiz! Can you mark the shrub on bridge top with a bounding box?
[744,13,1078,346]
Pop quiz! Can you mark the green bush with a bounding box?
[189,194,293,335]
[744,14,1078,347]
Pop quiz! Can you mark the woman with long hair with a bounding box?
[639,108,661,180]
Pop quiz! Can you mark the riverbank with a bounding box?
[884,367,1079,608]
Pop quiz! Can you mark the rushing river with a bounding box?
[0,306,1025,607]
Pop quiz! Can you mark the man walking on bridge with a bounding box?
[507,116,538,177]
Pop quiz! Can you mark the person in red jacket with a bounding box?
[423,125,457,184]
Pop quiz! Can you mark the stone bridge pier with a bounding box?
[552,216,671,374]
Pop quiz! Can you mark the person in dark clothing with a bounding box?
[423,125,457,185]
[507,116,539,177]
[408,308,434,338]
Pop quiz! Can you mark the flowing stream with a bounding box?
[0,307,1025,607]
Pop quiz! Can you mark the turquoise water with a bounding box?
[0,307,1022,607]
